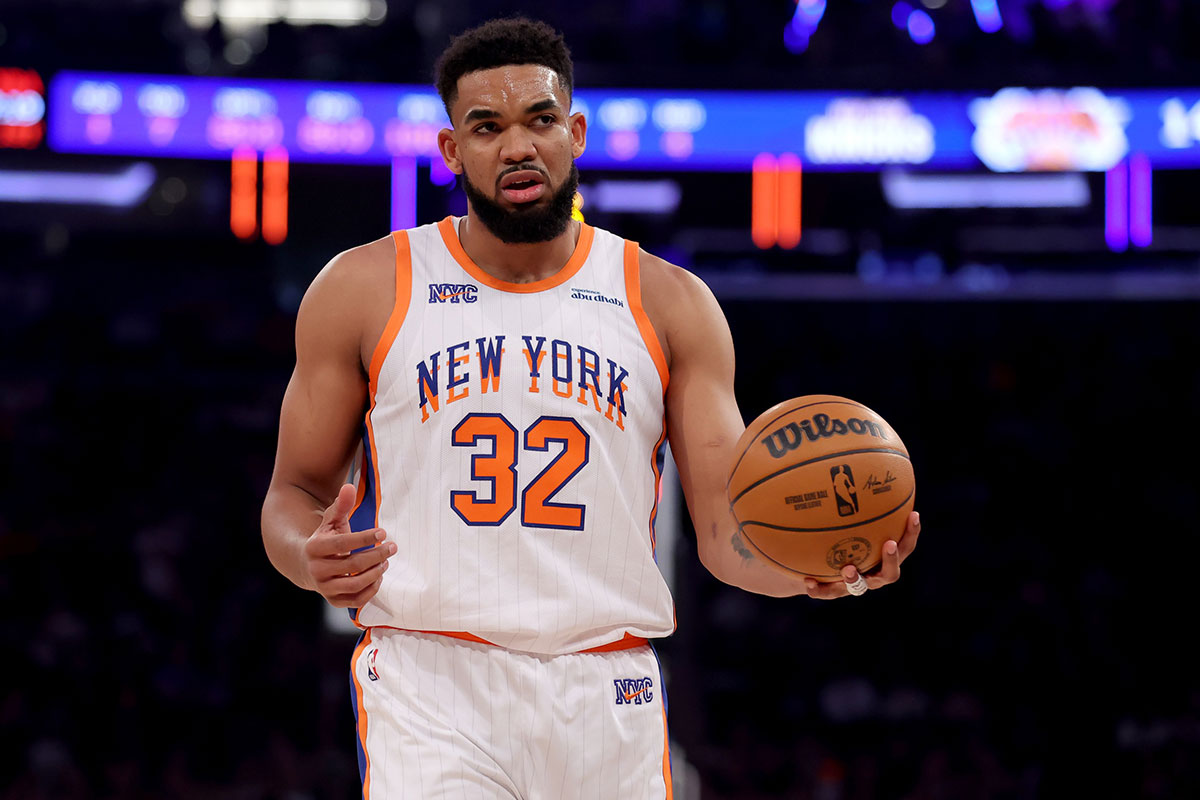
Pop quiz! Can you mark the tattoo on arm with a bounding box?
[731,531,754,562]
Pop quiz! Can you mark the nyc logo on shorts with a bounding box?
[613,677,654,705]
[428,283,479,304]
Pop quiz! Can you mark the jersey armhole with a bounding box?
[623,240,670,395]
[367,230,413,397]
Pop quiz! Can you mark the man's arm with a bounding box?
[261,241,397,607]
[641,252,919,598]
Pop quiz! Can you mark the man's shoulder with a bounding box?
[296,234,400,353]
[306,235,397,303]
[325,234,398,280]
[636,247,714,307]
[632,246,724,371]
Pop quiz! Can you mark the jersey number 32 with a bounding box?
[450,413,590,531]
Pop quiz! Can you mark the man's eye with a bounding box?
[475,122,497,133]
[536,114,555,125]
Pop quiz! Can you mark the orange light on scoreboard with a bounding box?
[751,153,802,250]
[230,147,258,239]
[751,153,779,249]
[0,68,46,149]
[262,147,289,245]
[230,147,290,244]
[776,153,802,249]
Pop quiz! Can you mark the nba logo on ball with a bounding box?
[830,464,859,516]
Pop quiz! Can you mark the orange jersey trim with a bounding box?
[648,416,668,554]
[350,629,374,799]
[349,232,411,631]
[623,240,670,394]
[436,216,595,294]
[582,632,650,653]
[661,701,674,800]
[367,626,649,654]
[368,231,413,396]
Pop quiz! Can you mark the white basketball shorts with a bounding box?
[349,628,673,799]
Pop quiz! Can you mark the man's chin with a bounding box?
[462,164,579,244]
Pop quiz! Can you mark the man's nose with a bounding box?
[499,125,537,163]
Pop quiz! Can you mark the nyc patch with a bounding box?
[614,677,654,705]
[428,283,479,304]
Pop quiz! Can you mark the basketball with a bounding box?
[727,395,915,581]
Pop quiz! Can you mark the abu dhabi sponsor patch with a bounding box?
[570,287,623,307]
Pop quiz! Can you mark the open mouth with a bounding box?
[499,171,547,204]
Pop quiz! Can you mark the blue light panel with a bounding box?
[46,72,1200,172]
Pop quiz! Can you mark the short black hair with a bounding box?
[435,17,574,120]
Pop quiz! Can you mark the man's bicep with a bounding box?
[270,264,370,506]
[273,361,366,503]
[664,274,745,538]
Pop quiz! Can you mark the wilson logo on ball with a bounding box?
[760,413,888,459]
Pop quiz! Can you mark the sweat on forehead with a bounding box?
[434,16,575,115]
[453,66,567,119]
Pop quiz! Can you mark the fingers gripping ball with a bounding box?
[727,395,915,581]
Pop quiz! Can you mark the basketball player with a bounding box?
[261,17,920,798]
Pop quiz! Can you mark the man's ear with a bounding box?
[569,111,587,159]
[437,128,463,175]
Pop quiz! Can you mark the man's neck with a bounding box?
[458,213,581,285]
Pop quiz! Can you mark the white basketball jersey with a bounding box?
[348,216,676,655]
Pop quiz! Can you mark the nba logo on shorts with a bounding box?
[367,648,380,681]
[830,464,859,516]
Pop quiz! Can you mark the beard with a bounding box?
[461,163,580,244]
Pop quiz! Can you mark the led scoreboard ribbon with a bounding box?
[49,72,445,164]
[46,71,1200,172]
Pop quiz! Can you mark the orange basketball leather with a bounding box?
[728,395,915,580]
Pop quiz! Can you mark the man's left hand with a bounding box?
[803,510,921,600]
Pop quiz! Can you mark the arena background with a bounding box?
[3,1,1199,797]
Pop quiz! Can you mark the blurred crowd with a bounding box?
[2,223,1197,798]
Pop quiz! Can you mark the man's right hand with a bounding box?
[304,483,395,608]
